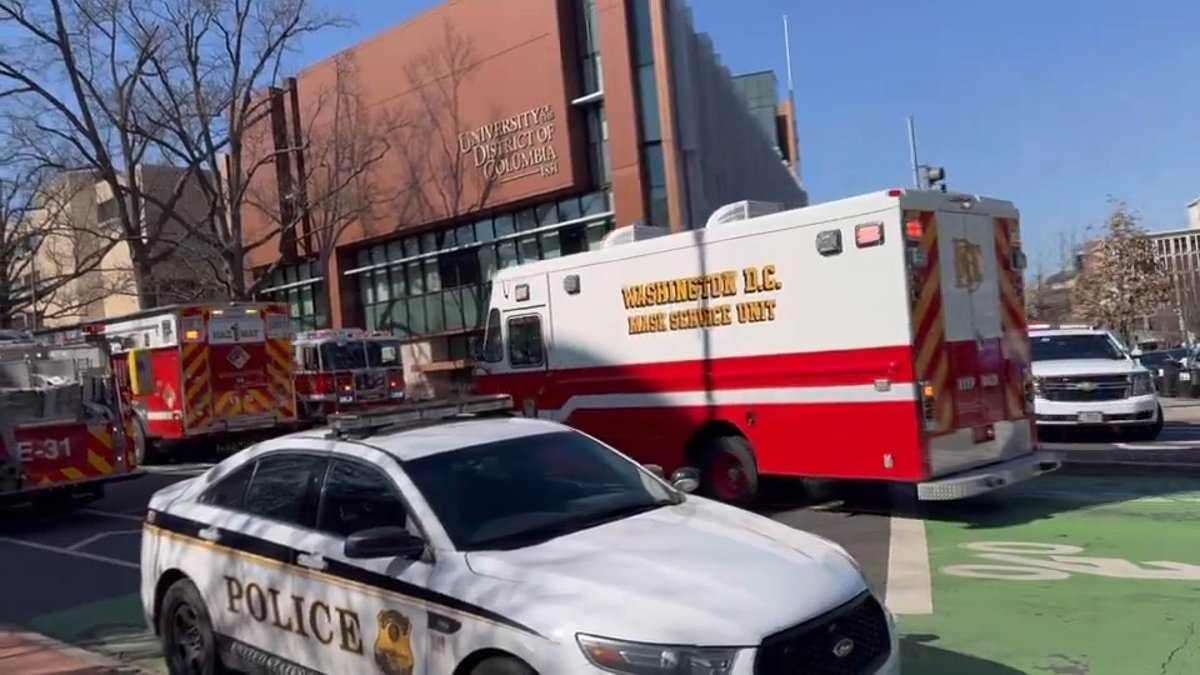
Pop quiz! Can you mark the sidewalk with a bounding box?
[0,629,148,675]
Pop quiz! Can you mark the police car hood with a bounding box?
[1032,358,1142,378]
[463,497,866,645]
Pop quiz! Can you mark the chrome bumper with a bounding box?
[917,452,1061,501]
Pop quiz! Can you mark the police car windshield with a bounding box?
[1031,334,1125,362]
[404,431,678,551]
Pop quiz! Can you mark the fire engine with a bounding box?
[1,331,140,506]
[292,328,405,421]
[476,189,1061,503]
[41,303,297,461]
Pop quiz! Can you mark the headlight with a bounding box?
[577,634,737,674]
[1032,376,1043,397]
[1131,372,1154,396]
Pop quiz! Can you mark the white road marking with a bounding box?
[885,516,933,615]
[0,536,138,570]
[68,529,141,551]
[80,509,145,523]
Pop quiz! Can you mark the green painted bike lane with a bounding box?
[899,475,1200,675]
[27,593,165,673]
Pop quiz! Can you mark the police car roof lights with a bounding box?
[327,394,513,437]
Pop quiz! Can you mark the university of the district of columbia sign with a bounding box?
[457,105,559,183]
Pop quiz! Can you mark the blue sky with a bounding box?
[305,1,1200,274]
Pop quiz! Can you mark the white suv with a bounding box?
[1029,325,1162,440]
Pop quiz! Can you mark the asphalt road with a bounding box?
[1,414,1198,674]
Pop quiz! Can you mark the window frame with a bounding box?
[203,451,331,532]
[315,457,413,539]
[506,314,545,369]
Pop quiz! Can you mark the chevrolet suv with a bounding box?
[1029,325,1162,440]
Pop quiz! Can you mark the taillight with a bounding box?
[920,380,938,431]
[387,370,405,399]
[336,374,354,402]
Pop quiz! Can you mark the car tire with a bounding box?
[698,435,759,505]
[159,578,224,675]
[470,655,537,675]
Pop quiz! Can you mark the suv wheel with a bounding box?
[1127,405,1165,441]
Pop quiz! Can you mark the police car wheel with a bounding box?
[469,655,537,675]
[698,435,759,505]
[160,579,223,675]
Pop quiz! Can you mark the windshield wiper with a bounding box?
[471,501,670,551]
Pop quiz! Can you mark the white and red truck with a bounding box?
[476,189,1060,502]
[41,303,298,461]
[292,328,406,421]
[1,334,140,507]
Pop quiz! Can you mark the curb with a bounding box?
[1058,456,1200,476]
[0,628,154,675]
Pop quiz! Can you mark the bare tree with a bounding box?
[1072,202,1173,344]
[0,162,135,327]
[245,53,405,293]
[0,0,205,309]
[128,0,347,300]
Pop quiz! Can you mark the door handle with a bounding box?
[198,527,220,542]
[297,552,327,571]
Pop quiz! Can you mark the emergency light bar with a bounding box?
[327,394,513,436]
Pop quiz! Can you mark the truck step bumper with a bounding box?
[917,452,1061,501]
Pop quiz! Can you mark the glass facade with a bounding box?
[260,260,328,331]
[629,0,668,227]
[348,191,614,339]
[731,72,782,158]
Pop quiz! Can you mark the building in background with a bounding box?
[731,71,801,178]
[244,0,807,395]
[26,166,218,329]
[1188,195,1200,229]
[1144,227,1200,343]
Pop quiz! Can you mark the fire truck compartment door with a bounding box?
[128,349,153,396]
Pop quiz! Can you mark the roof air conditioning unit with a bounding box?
[704,200,783,228]
[601,224,669,248]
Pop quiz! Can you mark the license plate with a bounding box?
[1181,373,1192,382]
[1078,412,1104,424]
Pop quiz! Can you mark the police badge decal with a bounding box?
[374,610,415,675]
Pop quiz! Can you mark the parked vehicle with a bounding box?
[1030,325,1162,439]
[476,189,1059,503]
[142,395,898,675]
[1,333,140,506]
[40,303,298,461]
[292,328,406,421]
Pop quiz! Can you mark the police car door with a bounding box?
[287,446,433,675]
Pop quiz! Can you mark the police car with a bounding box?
[141,395,898,675]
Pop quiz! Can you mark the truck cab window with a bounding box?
[508,315,544,367]
[483,309,503,363]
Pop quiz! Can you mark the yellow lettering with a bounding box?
[763,264,782,291]
[721,271,737,296]
[764,299,777,321]
[622,286,643,309]
[718,305,732,325]
[743,267,759,293]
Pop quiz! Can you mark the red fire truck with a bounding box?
[1,334,140,506]
[476,189,1060,503]
[293,328,406,421]
[41,303,297,461]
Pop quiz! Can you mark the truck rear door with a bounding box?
[916,206,1030,475]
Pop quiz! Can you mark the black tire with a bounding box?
[697,435,759,505]
[470,655,537,675]
[159,578,223,675]
[133,418,151,466]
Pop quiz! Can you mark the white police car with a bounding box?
[141,395,898,675]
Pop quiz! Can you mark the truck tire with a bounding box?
[698,435,759,505]
[470,655,537,675]
[133,418,160,466]
[159,578,225,675]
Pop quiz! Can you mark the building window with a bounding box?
[629,0,668,226]
[350,193,614,339]
[260,260,327,331]
[577,0,602,95]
